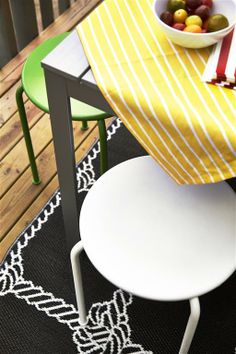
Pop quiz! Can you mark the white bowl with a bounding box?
[153,0,236,48]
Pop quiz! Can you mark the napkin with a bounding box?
[202,27,236,90]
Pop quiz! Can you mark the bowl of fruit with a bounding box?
[153,0,236,48]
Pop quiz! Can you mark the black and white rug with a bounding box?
[0,119,235,354]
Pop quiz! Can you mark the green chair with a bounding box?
[16,32,110,185]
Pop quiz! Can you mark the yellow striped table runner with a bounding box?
[77,0,236,185]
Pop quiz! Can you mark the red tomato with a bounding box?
[201,0,213,8]
[173,23,186,30]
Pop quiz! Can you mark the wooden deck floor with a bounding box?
[0,0,105,263]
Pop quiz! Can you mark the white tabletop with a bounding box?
[41,30,96,85]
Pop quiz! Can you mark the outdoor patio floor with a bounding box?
[0,0,110,263]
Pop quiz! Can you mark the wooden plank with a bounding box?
[0,121,98,239]
[34,0,43,33]
[9,0,39,51]
[0,80,26,127]
[0,0,18,67]
[52,0,60,19]
[0,118,113,263]
[0,0,104,263]
[39,0,54,29]
[0,175,60,264]
[0,120,109,264]
[0,141,56,241]
[0,117,113,263]
[0,0,101,95]
[0,67,24,102]
[0,114,51,197]
[0,74,27,100]
[0,102,43,160]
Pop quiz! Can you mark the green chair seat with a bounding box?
[22,32,109,121]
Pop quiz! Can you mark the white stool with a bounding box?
[71,156,236,353]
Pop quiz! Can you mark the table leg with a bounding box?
[44,69,79,251]
[226,178,236,193]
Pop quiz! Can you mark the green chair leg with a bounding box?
[98,119,108,175]
[81,120,89,131]
[16,85,41,185]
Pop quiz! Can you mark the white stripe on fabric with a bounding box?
[102,3,203,183]
[132,1,228,179]
[201,44,218,82]
[91,12,189,183]
[197,51,236,116]
[212,40,223,80]
[170,37,236,164]
[225,29,236,83]
[79,25,182,183]
[134,1,224,182]
[184,49,236,135]
[159,17,236,162]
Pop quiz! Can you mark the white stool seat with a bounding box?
[80,156,236,301]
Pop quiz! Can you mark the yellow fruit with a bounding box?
[207,14,229,32]
[174,9,188,23]
[185,15,203,27]
[183,24,202,33]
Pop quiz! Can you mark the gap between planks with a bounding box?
[0,101,43,160]
[0,113,52,198]
[0,120,99,239]
[0,119,113,264]
[0,0,104,262]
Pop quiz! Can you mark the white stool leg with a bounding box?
[70,241,88,326]
[179,297,200,354]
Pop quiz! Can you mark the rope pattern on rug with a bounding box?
[0,119,152,353]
